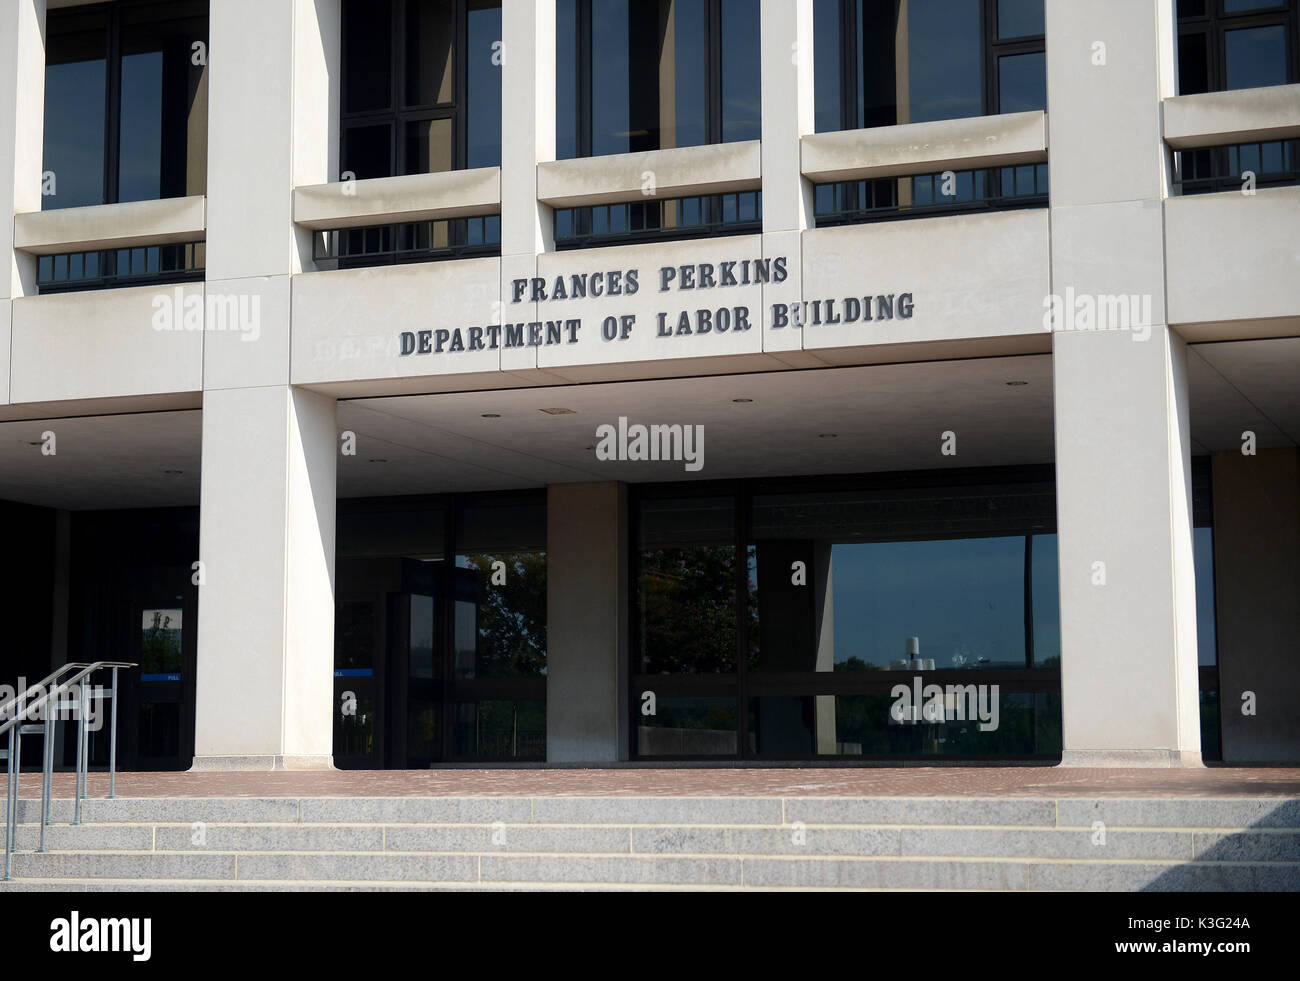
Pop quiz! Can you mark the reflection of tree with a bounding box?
[462,553,547,677]
[140,611,181,673]
[639,547,747,673]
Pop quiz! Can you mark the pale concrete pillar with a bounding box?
[1047,0,1201,766]
[0,0,45,307]
[760,0,816,362]
[546,482,628,762]
[499,0,556,374]
[1212,449,1300,764]
[193,386,338,770]
[193,0,340,769]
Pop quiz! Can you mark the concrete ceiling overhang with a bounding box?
[0,340,1294,511]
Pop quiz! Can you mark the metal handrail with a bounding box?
[0,663,88,729]
[3,661,136,881]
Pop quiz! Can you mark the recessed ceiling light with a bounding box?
[1006,380,1029,387]
[481,413,501,418]
[539,408,576,415]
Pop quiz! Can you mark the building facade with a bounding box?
[0,0,1297,771]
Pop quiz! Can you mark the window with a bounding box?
[554,190,761,248]
[632,463,1222,761]
[556,0,761,159]
[42,1,209,211]
[814,0,1045,133]
[334,492,545,767]
[1177,0,1298,94]
[632,470,1062,760]
[340,0,502,180]
[814,163,1048,226]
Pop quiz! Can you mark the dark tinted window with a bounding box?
[340,0,501,178]
[43,2,208,211]
[558,0,762,158]
[815,0,1045,133]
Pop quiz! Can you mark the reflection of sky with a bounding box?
[907,0,982,123]
[1225,26,1288,90]
[467,6,502,168]
[44,59,107,209]
[832,536,1026,668]
[720,0,761,142]
[119,51,163,203]
[590,0,630,155]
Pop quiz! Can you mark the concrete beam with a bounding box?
[1164,83,1300,149]
[14,196,207,255]
[537,140,762,208]
[801,111,1048,184]
[294,168,501,230]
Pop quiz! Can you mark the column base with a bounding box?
[1059,750,1203,768]
[189,755,335,772]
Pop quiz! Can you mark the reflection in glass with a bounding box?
[558,0,762,156]
[140,608,183,680]
[720,0,761,142]
[998,51,1047,115]
[1225,25,1288,90]
[997,0,1045,38]
[43,19,107,209]
[746,691,1062,756]
[406,0,455,106]
[467,1,503,167]
[405,117,454,174]
[638,497,739,674]
[454,700,545,760]
[638,697,738,755]
[344,0,393,112]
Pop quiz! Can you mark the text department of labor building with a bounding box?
[0,0,1296,773]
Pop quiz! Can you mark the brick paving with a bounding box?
[11,765,1300,799]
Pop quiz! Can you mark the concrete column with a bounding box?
[1211,449,1300,764]
[193,386,338,770]
[546,482,628,762]
[194,0,340,769]
[499,0,556,374]
[1047,0,1201,766]
[759,0,815,361]
[0,0,44,316]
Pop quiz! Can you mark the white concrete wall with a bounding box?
[1047,0,1202,766]
[191,0,341,769]
[10,284,205,402]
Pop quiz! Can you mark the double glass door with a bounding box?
[333,495,547,768]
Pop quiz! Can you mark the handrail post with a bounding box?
[39,705,53,853]
[108,667,120,799]
[4,727,16,881]
[73,683,87,826]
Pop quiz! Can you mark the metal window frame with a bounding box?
[312,216,502,269]
[36,242,205,294]
[339,0,487,179]
[1176,0,1299,94]
[627,460,1219,762]
[813,164,1049,228]
[831,0,1045,141]
[45,0,208,209]
[553,191,762,250]
[568,0,737,158]
[1173,138,1300,193]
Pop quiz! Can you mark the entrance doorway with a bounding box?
[334,493,547,768]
